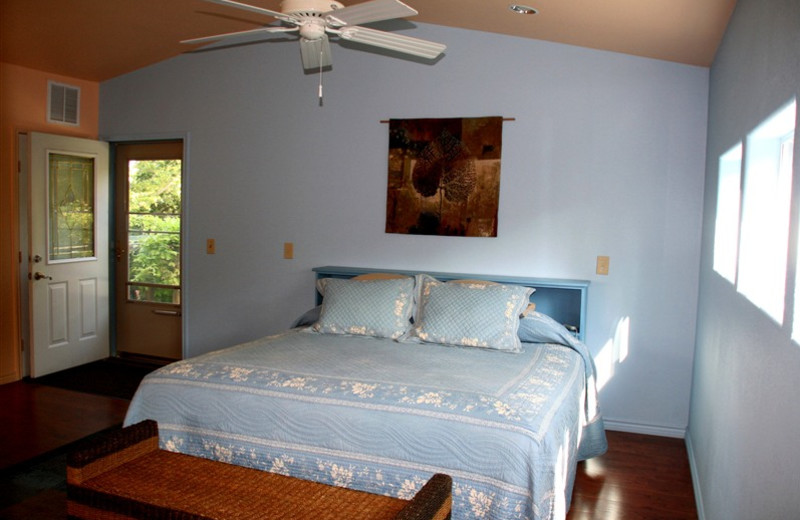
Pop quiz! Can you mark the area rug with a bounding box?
[0,457,67,519]
[0,425,121,519]
[32,357,161,400]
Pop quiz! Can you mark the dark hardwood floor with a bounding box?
[567,431,698,519]
[0,380,697,519]
[0,381,129,471]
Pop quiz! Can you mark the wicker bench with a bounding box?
[67,420,452,520]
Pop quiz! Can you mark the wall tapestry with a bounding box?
[385,116,503,237]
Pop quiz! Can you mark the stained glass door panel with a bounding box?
[48,153,95,262]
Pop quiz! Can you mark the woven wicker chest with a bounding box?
[67,420,452,520]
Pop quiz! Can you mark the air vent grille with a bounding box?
[48,81,80,126]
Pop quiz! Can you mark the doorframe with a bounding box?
[17,132,31,377]
[15,131,191,376]
[105,132,190,361]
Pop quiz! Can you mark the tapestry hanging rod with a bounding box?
[380,118,515,123]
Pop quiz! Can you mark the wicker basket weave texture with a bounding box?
[67,420,452,520]
[77,450,408,519]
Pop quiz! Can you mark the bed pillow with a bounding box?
[518,311,578,346]
[313,277,415,339]
[406,275,533,352]
[291,306,321,328]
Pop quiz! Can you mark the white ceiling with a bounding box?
[1,0,736,82]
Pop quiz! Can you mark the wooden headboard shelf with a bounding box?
[313,266,590,342]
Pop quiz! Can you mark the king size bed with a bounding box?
[124,266,607,520]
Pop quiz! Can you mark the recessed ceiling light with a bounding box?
[509,4,538,15]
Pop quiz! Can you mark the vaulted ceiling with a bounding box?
[1,0,736,83]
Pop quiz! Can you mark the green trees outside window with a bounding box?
[127,159,181,304]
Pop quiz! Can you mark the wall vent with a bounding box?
[47,81,80,126]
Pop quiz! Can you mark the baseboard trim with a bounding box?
[604,419,686,438]
[684,430,706,520]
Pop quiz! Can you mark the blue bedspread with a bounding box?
[125,330,606,520]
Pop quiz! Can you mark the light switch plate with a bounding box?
[283,242,294,259]
[596,255,610,275]
[206,238,215,254]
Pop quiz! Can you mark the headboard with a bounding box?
[312,266,590,342]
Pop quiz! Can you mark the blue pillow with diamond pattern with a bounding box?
[313,277,415,339]
[406,275,533,352]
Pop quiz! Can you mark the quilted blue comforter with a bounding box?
[125,329,606,520]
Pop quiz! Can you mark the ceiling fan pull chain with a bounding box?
[318,48,324,106]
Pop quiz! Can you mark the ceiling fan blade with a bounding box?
[299,35,333,70]
[199,0,297,23]
[325,0,417,27]
[181,26,290,45]
[338,26,445,59]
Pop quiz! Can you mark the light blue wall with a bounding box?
[689,0,800,518]
[100,24,708,435]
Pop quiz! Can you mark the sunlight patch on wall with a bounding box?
[596,316,631,390]
[737,99,796,324]
[713,143,742,284]
[712,99,797,332]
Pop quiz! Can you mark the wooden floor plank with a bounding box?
[567,431,698,519]
[0,381,129,471]
[0,379,698,518]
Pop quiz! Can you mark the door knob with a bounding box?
[33,272,52,281]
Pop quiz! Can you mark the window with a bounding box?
[737,100,796,324]
[126,158,182,304]
[713,143,742,283]
[48,152,95,261]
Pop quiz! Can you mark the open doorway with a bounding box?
[113,141,184,362]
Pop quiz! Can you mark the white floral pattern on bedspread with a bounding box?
[125,330,606,520]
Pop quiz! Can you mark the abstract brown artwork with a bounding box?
[385,116,503,237]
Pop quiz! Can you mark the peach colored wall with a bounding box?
[0,63,99,383]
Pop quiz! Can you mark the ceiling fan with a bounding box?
[183,0,447,71]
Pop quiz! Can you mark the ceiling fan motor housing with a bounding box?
[281,0,345,15]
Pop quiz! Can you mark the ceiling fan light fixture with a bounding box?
[188,0,446,73]
[509,4,538,15]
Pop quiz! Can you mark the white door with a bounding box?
[29,132,110,377]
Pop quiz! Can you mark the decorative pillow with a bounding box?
[518,311,577,346]
[313,277,415,339]
[406,275,533,352]
[444,280,536,318]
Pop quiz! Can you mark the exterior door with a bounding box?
[114,141,183,361]
[29,132,110,377]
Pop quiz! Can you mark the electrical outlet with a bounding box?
[596,255,610,275]
[206,238,216,255]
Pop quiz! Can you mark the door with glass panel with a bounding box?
[114,141,183,360]
[28,132,110,377]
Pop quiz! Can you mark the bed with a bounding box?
[124,266,607,520]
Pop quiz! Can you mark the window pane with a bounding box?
[713,144,742,283]
[128,231,181,286]
[129,159,181,214]
[48,153,94,261]
[129,214,180,233]
[126,159,181,303]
